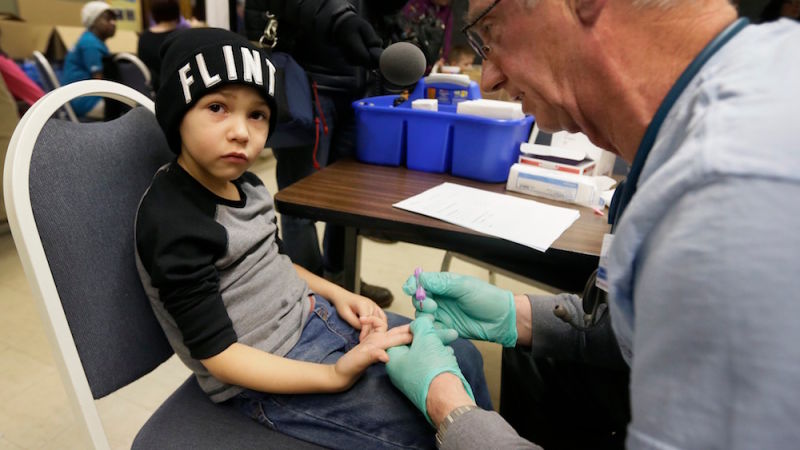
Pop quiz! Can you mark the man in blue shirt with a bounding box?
[62,1,117,118]
[384,0,800,448]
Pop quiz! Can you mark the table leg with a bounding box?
[343,226,361,294]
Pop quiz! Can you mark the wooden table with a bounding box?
[274,160,611,293]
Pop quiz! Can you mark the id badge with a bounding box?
[596,233,614,292]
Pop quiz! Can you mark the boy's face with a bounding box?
[454,54,474,71]
[178,85,271,192]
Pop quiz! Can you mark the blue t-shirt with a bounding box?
[607,19,800,449]
[62,30,109,116]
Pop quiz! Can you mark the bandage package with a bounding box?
[506,163,616,208]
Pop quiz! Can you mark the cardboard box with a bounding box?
[18,0,82,26]
[0,18,53,60]
[2,0,141,61]
[506,163,615,208]
[518,154,597,175]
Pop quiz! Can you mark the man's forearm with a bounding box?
[426,372,539,449]
[514,294,532,347]
[426,373,476,427]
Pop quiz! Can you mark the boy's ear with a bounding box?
[574,0,607,25]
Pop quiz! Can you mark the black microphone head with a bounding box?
[379,42,426,88]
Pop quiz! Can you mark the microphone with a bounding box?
[378,42,426,95]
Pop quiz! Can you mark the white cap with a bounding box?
[81,1,111,28]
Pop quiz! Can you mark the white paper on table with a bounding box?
[392,182,581,252]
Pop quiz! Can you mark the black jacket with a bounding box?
[244,0,405,95]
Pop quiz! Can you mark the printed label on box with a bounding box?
[426,87,470,105]
[513,172,580,202]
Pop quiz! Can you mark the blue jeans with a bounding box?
[231,296,492,449]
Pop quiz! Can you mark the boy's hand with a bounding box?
[332,291,388,341]
[331,324,412,391]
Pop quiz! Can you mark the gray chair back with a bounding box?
[29,107,174,396]
[10,80,321,449]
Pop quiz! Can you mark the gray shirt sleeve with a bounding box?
[441,409,541,450]
[439,291,627,449]
[528,293,626,368]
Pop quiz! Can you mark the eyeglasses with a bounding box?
[461,0,503,59]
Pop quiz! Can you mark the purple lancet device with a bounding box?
[414,267,425,307]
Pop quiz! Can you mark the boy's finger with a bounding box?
[361,315,387,330]
[380,331,413,350]
[359,323,372,341]
[339,307,361,329]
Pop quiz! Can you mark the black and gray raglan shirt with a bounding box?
[135,162,311,403]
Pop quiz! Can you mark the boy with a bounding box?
[434,45,475,74]
[135,28,491,449]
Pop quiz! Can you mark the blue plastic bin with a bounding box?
[353,75,534,182]
[353,95,406,166]
[451,114,534,182]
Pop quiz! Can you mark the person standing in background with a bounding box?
[244,0,409,308]
[383,0,454,73]
[760,0,800,22]
[137,0,182,92]
[62,1,117,119]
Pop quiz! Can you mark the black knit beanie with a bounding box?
[155,27,278,154]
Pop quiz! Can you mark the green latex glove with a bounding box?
[402,271,518,347]
[386,316,475,425]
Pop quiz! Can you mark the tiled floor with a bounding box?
[0,153,549,449]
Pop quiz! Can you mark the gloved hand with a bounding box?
[402,272,518,347]
[386,316,474,425]
[332,13,383,68]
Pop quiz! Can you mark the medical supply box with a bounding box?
[353,74,534,183]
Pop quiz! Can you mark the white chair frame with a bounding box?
[31,50,80,123]
[4,80,154,450]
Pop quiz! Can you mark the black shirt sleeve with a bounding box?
[136,165,238,359]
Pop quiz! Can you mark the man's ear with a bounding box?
[574,0,607,25]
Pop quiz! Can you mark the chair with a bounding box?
[3,80,321,450]
[112,52,152,94]
[113,52,150,92]
[31,50,79,123]
[103,52,154,120]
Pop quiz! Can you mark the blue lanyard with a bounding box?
[608,18,750,231]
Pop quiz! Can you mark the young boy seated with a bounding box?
[135,28,491,449]
[433,45,475,74]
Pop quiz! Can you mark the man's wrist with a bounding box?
[514,294,532,346]
[435,404,479,448]
[426,372,476,426]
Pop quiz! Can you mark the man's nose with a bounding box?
[480,58,506,93]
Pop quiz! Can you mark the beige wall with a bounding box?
[0,74,20,224]
[18,0,82,26]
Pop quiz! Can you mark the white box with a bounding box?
[412,98,438,111]
[456,99,524,120]
[518,154,596,175]
[506,163,615,208]
[529,125,617,176]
